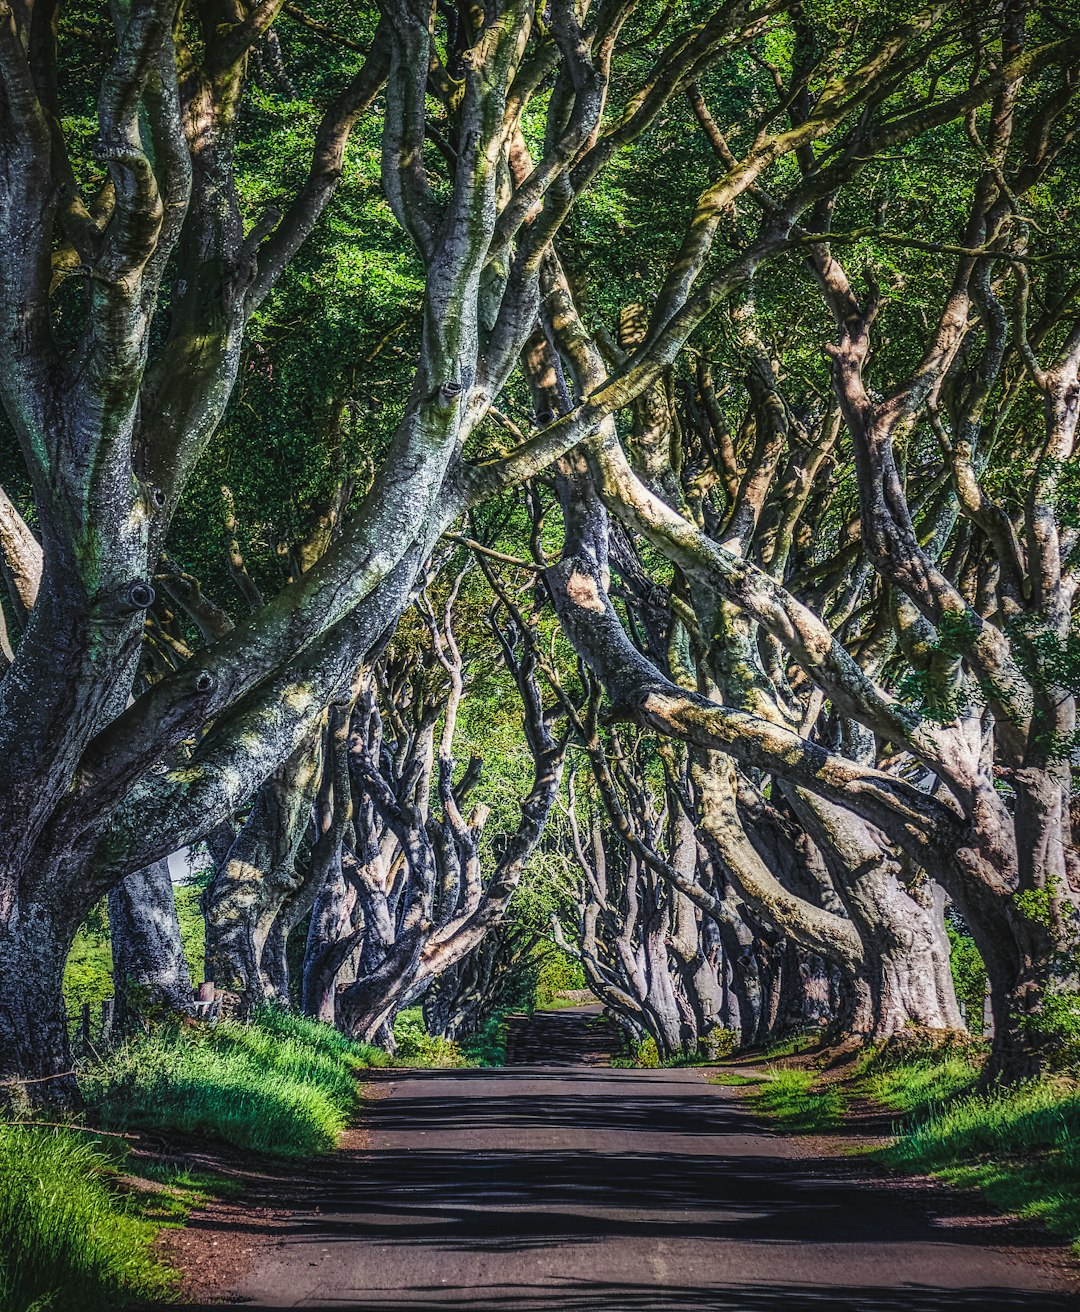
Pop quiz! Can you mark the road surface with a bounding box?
[216,1014,1077,1311]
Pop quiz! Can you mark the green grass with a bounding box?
[2,1009,386,1310]
[82,1007,388,1157]
[857,1045,981,1116]
[752,1066,846,1132]
[751,1036,1080,1256]
[709,1071,766,1087]
[762,1031,823,1059]
[0,1124,175,1312]
[879,1076,1080,1254]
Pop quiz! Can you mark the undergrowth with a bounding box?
[459,1013,510,1066]
[392,1008,469,1066]
[752,1066,845,1132]
[0,1125,174,1312]
[611,1028,740,1069]
[83,1006,386,1157]
[863,1038,1080,1255]
[738,1034,1080,1255]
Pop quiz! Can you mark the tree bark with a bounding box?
[109,857,194,1028]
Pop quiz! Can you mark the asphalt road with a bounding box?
[222,1050,1079,1311]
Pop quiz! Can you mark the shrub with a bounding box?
[0,1125,172,1312]
[946,916,987,1030]
[392,1009,468,1066]
[703,1027,739,1060]
[459,1014,509,1066]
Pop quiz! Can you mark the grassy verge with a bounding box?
[709,1071,766,1087]
[751,1065,846,1132]
[863,1042,1080,1255]
[0,1124,177,1312]
[83,1006,387,1157]
[722,1036,1080,1256]
[2,1008,386,1309]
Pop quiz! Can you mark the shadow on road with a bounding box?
[166,1061,1077,1309]
[180,1282,1077,1311]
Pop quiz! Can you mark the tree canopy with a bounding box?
[1,0,1078,1096]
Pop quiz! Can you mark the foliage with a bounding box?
[534,950,587,1009]
[82,1008,385,1157]
[392,1009,468,1068]
[62,901,113,1014]
[613,1029,741,1069]
[459,1014,510,1068]
[946,916,987,1033]
[1020,987,1080,1071]
[63,872,207,1017]
[0,1125,173,1312]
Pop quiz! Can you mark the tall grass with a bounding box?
[0,1125,172,1312]
[881,1078,1080,1252]
[854,1034,983,1116]
[752,1065,845,1132]
[83,1007,388,1157]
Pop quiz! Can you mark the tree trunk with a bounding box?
[109,858,195,1029]
[958,877,1060,1082]
[787,788,963,1036]
[203,736,321,1001]
[0,907,78,1107]
[302,855,362,1024]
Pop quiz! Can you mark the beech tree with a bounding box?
[0,0,799,1091]
[1,0,1075,1096]
[533,7,1080,1078]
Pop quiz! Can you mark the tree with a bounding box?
[2,0,1075,1095]
[0,0,728,1091]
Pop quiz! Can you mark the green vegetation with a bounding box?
[0,1125,174,1312]
[64,875,207,1015]
[762,1032,824,1060]
[752,1067,846,1133]
[392,1009,468,1068]
[459,1014,510,1067]
[731,1034,1080,1255]
[83,1008,385,1158]
[612,1028,740,1069]
[882,1079,1080,1255]
[856,1035,983,1115]
[946,916,988,1028]
[857,1038,1080,1255]
[709,1071,766,1087]
[534,950,587,1009]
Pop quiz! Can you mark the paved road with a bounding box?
[224,1054,1078,1310]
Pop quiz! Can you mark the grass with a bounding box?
[761,1031,823,1060]
[877,1070,1080,1255]
[0,1124,175,1312]
[856,1042,982,1116]
[83,1006,388,1157]
[751,1065,846,1132]
[730,1034,1080,1256]
[2,1008,390,1310]
[709,1071,766,1087]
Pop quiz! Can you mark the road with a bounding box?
[216,1014,1078,1311]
